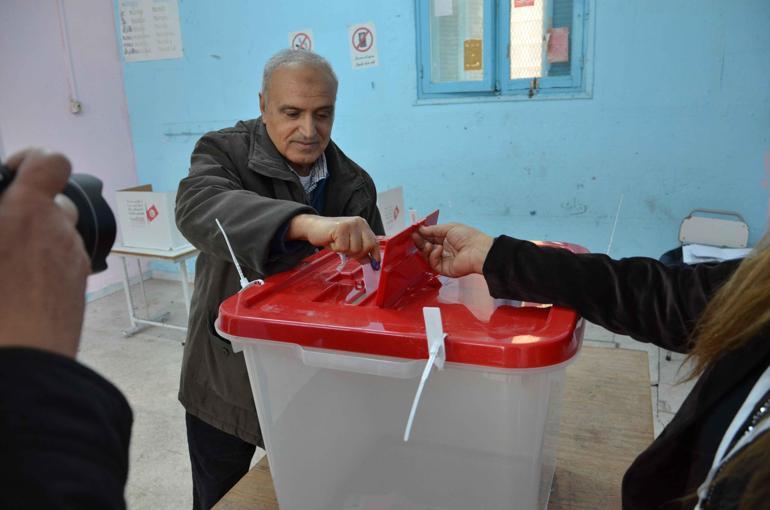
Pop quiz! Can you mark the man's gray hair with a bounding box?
[261,49,338,99]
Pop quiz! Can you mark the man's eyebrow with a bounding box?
[277,104,335,113]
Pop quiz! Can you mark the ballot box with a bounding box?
[216,212,587,510]
[115,184,188,250]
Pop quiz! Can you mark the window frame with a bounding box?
[416,0,496,94]
[416,0,592,102]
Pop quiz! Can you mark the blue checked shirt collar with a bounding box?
[287,153,328,195]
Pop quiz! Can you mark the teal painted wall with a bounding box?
[119,1,770,259]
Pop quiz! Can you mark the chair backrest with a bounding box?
[679,209,749,248]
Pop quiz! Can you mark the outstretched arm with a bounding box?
[414,223,739,352]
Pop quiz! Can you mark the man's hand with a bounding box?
[0,148,90,358]
[287,214,381,264]
[412,223,494,278]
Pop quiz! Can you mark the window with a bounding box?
[416,0,592,100]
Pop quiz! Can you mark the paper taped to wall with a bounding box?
[119,0,183,62]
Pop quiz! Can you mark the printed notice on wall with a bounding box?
[348,22,379,69]
[464,39,482,71]
[119,0,183,62]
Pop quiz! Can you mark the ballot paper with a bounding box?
[682,243,752,264]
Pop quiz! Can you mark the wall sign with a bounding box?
[348,22,379,69]
[119,0,183,62]
[289,29,314,51]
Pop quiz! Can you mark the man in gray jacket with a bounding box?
[175,49,384,509]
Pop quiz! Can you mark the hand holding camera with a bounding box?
[0,149,116,358]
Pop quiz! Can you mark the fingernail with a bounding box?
[368,254,380,271]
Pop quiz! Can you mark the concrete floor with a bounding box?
[78,277,696,510]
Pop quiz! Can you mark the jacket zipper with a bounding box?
[701,392,770,506]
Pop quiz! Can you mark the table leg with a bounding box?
[120,256,138,334]
[136,258,150,319]
[115,250,194,339]
[179,259,192,314]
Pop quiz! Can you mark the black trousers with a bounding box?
[185,413,257,510]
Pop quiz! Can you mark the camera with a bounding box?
[0,164,116,273]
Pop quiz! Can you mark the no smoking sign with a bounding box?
[288,29,314,51]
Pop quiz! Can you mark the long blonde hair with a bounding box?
[684,231,770,508]
[687,232,770,378]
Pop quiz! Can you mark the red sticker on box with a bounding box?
[146,205,159,222]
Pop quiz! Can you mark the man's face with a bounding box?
[259,65,336,175]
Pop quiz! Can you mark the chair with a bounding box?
[659,209,749,267]
[659,209,749,360]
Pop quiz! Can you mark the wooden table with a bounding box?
[215,346,653,510]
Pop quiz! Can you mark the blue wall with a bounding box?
[118,1,770,259]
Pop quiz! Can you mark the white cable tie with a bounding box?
[215,218,252,290]
[404,307,446,442]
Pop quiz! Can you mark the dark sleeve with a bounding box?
[268,220,306,256]
[482,235,741,353]
[0,348,132,510]
[175,131,316,276]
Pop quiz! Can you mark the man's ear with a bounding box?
[259,93,266,115]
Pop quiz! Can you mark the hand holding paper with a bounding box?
[412,223,494,277]
[288,214,381,265]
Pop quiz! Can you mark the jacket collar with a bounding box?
[245,117,365,192]
[246,117,297,181]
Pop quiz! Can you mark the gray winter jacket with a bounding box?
[175,117,384,444]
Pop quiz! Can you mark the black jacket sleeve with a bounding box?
[0,348,132,509]
[482,236,741,353]
[175,131,316,275]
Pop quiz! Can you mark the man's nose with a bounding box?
[298,114,317,139]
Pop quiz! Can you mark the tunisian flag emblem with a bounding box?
[146,205,159,222]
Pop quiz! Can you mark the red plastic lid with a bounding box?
[217,212,587,369]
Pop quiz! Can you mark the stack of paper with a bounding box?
[682,243,752,264]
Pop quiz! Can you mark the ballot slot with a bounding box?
[283,210,442,307]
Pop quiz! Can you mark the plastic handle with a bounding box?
[298,345,424,379]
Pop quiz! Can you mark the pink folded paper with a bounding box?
[547,27,570,64]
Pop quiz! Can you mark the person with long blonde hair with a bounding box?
[413,223,770,510]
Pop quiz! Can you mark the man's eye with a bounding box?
[285,111,299,119]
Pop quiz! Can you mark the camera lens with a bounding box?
[61,174,116,273]
[0,165,116,273]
